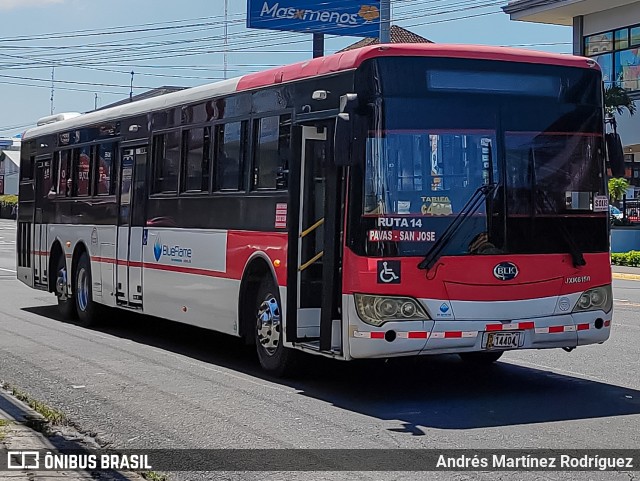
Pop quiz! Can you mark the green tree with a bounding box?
[608,177,630,203]
[605,85,637,117]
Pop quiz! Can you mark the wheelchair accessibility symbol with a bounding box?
[377,260,401,284]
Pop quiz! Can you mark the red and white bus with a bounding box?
[17,44,613,375]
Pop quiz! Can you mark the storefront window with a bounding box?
[632,27,640,46]
[593,53,613,86]
[616,29,629,50]
[585,26,640,91]
[585,32,613,56]
[615,48,640,90]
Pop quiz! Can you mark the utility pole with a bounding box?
[223,0,228,79]
[129,71,134,102]
[313,33,324,58]
[380,0,391,44]
[94,93,98,110]
[50,67,55,115]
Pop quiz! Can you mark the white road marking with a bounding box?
[0,267,16,273]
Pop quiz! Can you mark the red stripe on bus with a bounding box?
[576,323,590,331]
[92,256,115,264]
[86,230,288,284]
[444,331,462,338]
[548,326,565,333]
[370,332,385,339]
[142,262,233,279]
[519,321,535,330]
[407,331,428,339]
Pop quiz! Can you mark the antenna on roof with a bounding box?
[130,71,134,102]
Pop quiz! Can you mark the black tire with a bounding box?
[74,252,103,327]
[254,276,296,377]
[458,351,504,365]
[55,254,76,320]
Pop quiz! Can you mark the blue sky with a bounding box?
[0,0,572,136]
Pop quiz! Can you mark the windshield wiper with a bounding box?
[418,183,498,271]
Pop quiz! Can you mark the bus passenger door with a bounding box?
[33,157,52,288]
[292,124,343,352]
[116,145,147,307]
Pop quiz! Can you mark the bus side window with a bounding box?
[152,132,180,194]
[96,143,115,195]
[215,121,245,191]
[181,127,210,193]
[252,114,290,191]
[74,146,91,197]
[57,150,72,197]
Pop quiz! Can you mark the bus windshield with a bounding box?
[351,57,608,258]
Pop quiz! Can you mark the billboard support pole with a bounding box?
[380,0,390,43]
[313,33,324,58]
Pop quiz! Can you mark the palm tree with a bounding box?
[608,177,630,204]
[605,85,636,134]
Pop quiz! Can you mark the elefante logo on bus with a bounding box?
[153,236,193,263]
[493,262,519,281]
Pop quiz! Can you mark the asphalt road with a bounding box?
[0,219,638,481]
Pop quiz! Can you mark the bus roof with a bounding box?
[23,43,598,140]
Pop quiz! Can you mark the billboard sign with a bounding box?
[247,0,381,38]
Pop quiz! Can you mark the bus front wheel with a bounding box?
[254,276,296,377]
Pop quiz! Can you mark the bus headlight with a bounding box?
[354,294,431,327]
[572,285,612,313]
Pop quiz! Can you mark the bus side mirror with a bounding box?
[606,132,625,178]
[334,94,364,167]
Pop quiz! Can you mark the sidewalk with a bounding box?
[612,265,640,280]
[0,388,144,481]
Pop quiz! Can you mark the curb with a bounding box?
[612,272,640,281]
[0,385,148,481]
[0,385,46,425]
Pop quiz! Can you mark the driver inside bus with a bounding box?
[468,231,502,255]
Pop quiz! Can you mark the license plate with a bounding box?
[484,331,522,350]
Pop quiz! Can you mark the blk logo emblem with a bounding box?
[377,260,401,284]
[153,237,162,262]
[493,262,519,281]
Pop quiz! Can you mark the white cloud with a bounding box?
[0,0,64,10]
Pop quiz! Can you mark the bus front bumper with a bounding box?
[345,296,612,359]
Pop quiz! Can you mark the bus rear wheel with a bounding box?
[55,254,76,320]
[458,351,504,364]
[254,276,295,377]
[74,252,103,327]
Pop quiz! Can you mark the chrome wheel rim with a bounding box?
[257,293,281,356]
[56,264,68,300]
[77,267,89,312]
